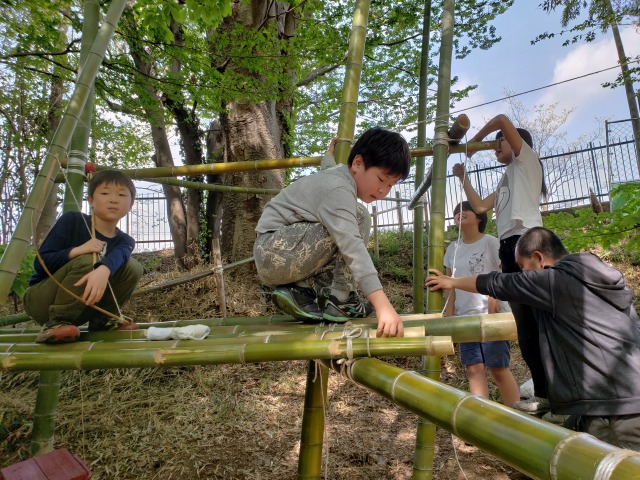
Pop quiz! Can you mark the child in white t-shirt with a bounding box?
[443,201,519,406]
[452,114,549,414]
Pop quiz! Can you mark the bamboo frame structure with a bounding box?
[322,357,640,480]
[3,1,638,478]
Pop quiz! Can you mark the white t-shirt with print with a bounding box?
[443,234,501,316]
[494,142,543,239]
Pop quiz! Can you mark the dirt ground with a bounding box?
[0,249,637,479]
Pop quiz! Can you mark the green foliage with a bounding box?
[371,230,427,284]
[293,0,516,156]
[543,183,640,253]
[0,246,34,299]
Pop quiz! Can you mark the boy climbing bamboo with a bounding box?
[254,127,411,337]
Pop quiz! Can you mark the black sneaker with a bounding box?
[322,291,373,322]
[271,284,323,321]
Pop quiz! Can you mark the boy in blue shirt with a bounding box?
[24,170,143,344]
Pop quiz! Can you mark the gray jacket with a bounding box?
[255,163,381,295]
[477,252,640,415]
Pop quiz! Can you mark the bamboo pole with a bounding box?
[30,371,62,456]
[324,357,640,480]
[0,312,516,344]
[412,0,432,317]
[0,337,452,371]
[0,0,128,302]
[297,361,329,480]
[413,1,456,477]
[0,333,453,354]
[0,312,29,327]
[49,141,498,182]
[30,0,112,459]
[334,0,371,164]
[62,0,98,213]
[298,2,370,473]
[412,3,433,475]
[146,176,280,195]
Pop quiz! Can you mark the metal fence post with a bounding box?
[396,192,404,236]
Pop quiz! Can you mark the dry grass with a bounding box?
[0,248,636,479]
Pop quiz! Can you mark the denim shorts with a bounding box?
[459,340,511,368]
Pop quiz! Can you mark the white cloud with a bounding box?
[538,26,639,129]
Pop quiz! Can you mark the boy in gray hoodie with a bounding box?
[426,227,640,451]
[254,127,411,337]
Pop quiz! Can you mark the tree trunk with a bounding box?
[220,101,285,262]
[164,15,201,267]
[205,119,224,259]
[216,0,295,264]
[124,5,189,269]
[165,97,203,267]
[36,21,69,245]
[608,6,640,172]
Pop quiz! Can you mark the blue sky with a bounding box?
[444,2,639,144]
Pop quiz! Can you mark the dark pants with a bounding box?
[577,413,640,451]
[499,235,548,399]
[24,254,143,327]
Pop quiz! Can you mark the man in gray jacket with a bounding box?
[254,127,411,337]
[426,226,640,451]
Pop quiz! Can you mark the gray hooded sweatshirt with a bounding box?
[477,252,640,415]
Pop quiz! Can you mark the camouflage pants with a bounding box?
[253,203,371,293]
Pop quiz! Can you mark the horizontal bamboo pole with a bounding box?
[0,313,515,345]
[0,312,29,326]
[146,177,280,195]
[50,141,500,181]
[0,326,435,352]
[323,357,640,480]
[0,337,453,371]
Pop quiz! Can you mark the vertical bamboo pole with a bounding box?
[30,372,62,455]
[334,0,371,165]
[427,0,454,314]
[29,0,120,457]
[63,0,99,212]
[412,6,435,477]
[413,0,432,313]
[297,1,371,476]
[413,1,454,478]
[0,0,128,301]
[297,361,329,479]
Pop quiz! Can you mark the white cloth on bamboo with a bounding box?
[146,325,210,341]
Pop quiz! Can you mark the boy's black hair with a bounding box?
[348,127,411,180]
[495,127,548,201]
[88,169,136,200]
[516,227,569,260]
[453,201,487,233]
